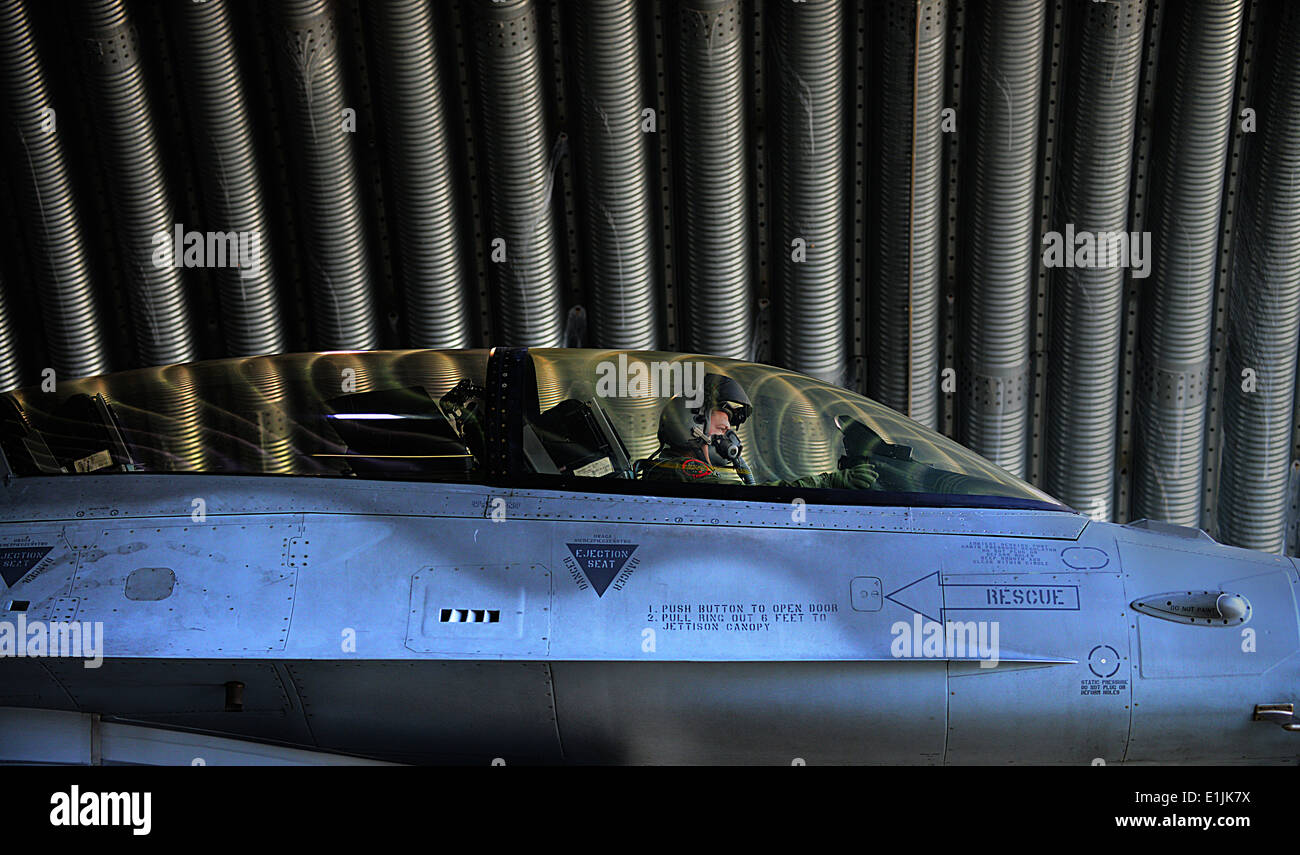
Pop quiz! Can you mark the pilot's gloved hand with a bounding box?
[768,461,878,491]
[824,460,878,490]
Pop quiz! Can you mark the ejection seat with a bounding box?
[523,396,633,479]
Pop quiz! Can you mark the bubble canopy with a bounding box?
[0,348,1067,511]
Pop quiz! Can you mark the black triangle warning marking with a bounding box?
[0,546,53,588]
[566,542,638,597]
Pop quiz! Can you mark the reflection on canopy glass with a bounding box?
[2,351,490,481]
[0,348,1061,508]
[526,350,1059,505]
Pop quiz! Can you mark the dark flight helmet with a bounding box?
[657,373,752,456]
[701,373,752,428]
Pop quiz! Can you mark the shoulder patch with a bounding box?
[680,458,713,479]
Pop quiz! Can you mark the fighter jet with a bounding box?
[0,347,1295,764]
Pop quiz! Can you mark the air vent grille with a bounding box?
[439,608,500,624]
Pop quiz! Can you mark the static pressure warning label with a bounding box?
[565,542,640,597]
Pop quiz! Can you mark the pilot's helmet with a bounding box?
[657,373,752,459]
[701,373,752,428]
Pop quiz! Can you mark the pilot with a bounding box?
[640,373,879,490]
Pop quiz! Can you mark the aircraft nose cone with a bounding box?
[1216,593,1249,621]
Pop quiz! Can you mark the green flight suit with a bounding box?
[640,453,879,490]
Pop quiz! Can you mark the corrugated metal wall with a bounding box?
[2,0,1299,552]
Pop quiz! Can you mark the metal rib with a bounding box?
[1044,0,1146,520]
[572,0,660,350]
[80,0,193,367]
[0,0,108,379]
[1134,0,1244,524]
[473,0,564,347]
[1219,3,1300,553]
[368,0,472,349]
[676,0,753,360]
[176,0,285,358]
[873,0,946,425]
[961,0,1047,478]
[770,0,846,385]
[0,275,20,391]
[278,0,378,351]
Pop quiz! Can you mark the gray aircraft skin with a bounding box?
[0,347,1296,765]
